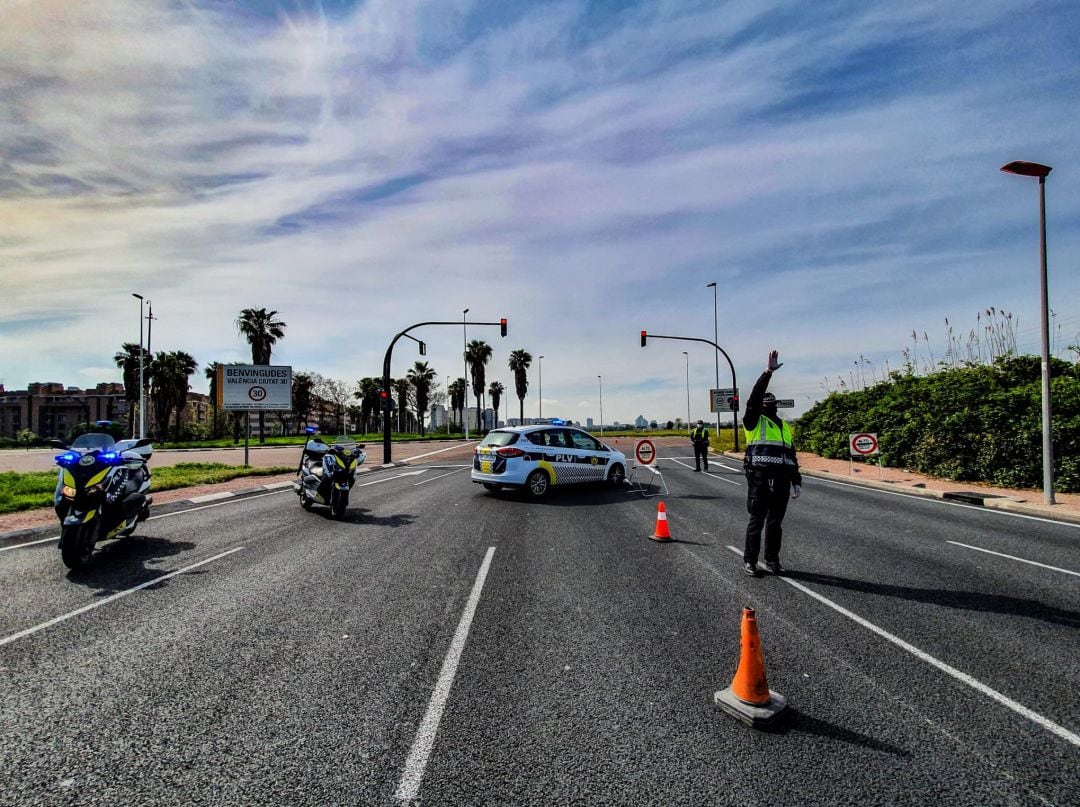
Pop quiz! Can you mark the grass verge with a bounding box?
[0,463,294,515]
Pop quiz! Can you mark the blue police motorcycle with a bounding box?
[51,431,153,569]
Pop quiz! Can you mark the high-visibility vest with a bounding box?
[744,415,797,470]
[691,427,709,442]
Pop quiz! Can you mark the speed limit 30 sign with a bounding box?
[849,433,879,456]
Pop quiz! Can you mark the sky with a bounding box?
[2,0,1079,426]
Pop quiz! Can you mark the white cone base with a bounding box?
[714,687,789,728]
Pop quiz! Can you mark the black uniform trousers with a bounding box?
[743,469,791,565]
[693,441,709,470]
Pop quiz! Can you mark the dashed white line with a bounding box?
[414,468,469,486]
[946,541,1080,578]
[0,547,245,647]
[405,442,479,462]
[396,546,496,802]
[721,545,1080,749]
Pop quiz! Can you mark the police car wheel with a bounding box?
[525,470,550,498]
[607,463,625,485]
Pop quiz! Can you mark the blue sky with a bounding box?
[2,0,1078,425]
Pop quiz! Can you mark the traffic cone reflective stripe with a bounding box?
[731,608,771,705]
[650,501,672,541]
[714,606,789,728]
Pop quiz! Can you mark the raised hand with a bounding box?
[767,350,783,372]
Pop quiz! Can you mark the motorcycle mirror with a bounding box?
[48,439,69,449]
[134,438,153,448]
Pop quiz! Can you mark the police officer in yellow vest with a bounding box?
[690,420,710,472]
[741,350,801,577]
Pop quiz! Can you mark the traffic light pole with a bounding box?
[382,319,507,464]
[640,332,740,452]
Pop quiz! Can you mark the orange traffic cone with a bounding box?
[714,607,789,728]
[650,501,672,542]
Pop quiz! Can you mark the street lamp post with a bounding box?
[538,355,544,422]
[462,308,469,440]
[683,351,690,434]
[1001,160,1055,504]
[705,281,729,448]
[131,294,145,438]
[598,375,603,436]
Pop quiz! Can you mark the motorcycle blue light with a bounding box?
[56,452,79,465]
[99,451,120,463]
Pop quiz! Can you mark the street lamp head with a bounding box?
[463,308,469,314]
[706,282,716,288]
[1001,161,1052,179]
[132,293,144,300]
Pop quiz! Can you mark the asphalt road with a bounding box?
[1,445,1077,805]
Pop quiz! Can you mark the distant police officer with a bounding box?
[741,350,801,577]
[690,420,710,472]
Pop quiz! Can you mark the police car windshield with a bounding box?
[71,433,116,451]
[479,431,518,447]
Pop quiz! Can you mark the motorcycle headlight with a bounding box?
[61,485,77,499]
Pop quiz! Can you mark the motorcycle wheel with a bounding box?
[60,523,95,570]
[330,489,348,520]
[301,495,313,510]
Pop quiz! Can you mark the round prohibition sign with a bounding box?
[635,439,656,466]
[850,433,878,455]
[248,386,267,402]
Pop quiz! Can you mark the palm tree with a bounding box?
[354,377,383,434]
[393,377,411,433]
[114,342,149,437]
[170,351,198,440]
[148,351,197,442]
[465,339,493,434]
[205,362,222,438]
[407,361,437,436]
[488,381,504,430]
[448,378,466,431]
[508,349,533,424]
[292,372,314,434]
[235,307,286,443]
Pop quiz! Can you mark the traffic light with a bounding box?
[729,394,739,412]
[419,340,427,356]
[380,390,391,411]
[640,330,647,347]
[500,318,508,337]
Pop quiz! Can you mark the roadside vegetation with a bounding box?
[0,463,293,515]
[797,354,1080,492]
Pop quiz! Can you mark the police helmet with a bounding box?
[763,393,777,405]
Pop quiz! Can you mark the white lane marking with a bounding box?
[148,491,288,519]
[0,534,57,552]
[188,492,235,503]
[667,456,741,485]
[356,470,428,487]
[396,546,496,802]
[414,468,469,486]
[0,547,245,647]
[405,442,479,462]
[946,541,1080,578]
[809,475,1080,529]
[722,545,1080,749]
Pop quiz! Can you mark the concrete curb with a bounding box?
[0,461,416,547]
[720,452,1080,526]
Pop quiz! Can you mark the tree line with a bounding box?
[111,308,542,443]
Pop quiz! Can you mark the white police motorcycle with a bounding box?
[292,427,366,519]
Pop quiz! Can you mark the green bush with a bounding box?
[797,356,1080,492]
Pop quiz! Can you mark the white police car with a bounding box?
[471,424,627,497]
